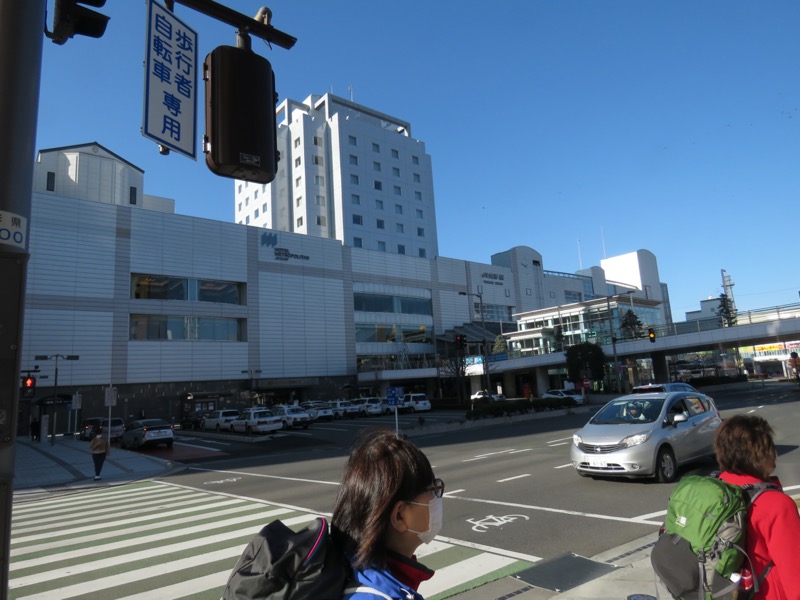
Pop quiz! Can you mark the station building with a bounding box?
[21,102,672,430]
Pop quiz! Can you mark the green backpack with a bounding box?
[651,475,779,600]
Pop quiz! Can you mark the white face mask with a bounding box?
[406,496,443,544]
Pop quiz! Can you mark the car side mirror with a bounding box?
[669,412,688,426]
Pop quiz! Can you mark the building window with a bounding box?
[372,142,380,152]
[377,219,385,229]
[353,214,363,225]
[354,237,363,248]
[238,203,242,211]
[255,209,260,218]
[395,204,403,215]
[316,194,326,206]
[297,216,304,227]
[245,216,250,224]
[294,138,301,148]
[349,155,358,165]
[313,155,324,166]
[414,191,422,201]
[245,197,249,206]
[391,149,399,159]
[373,161,381,172]
[317,215,327,226]
[348,135,357,146]
[396,223,404,233]
[392,167,400,177]
[351,174,359,185]
[412,155,419,165]
[314,136,322,146]
[416,209,423,218]
[377,241,386,252]
[295,157,301,167]
[393,185,401,196]
[129,315,245,341]
[418,248,426,258]
[254,190,259,199]
[129,186,137,205]
[295,177,301,188]
[413,173,420,183]
[417,227,424,237]
[375,199,384,210]
[374,180,382,190]
[315,175,325,186]
[352,193,361,205]
[398,244,406,255]
[238,184,242,193]
[262,203,267,212]
[296,197,302,207]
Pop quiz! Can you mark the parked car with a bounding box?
[120,419,175,449]
[570,391,722,482]
[305,402,334,421]
[101,418,125,441]
[543,389,584,404]
[360,397,386,416]
[201,409,240,431]
[328,399,359,419]
[230,408,282,435]
[181,411,212,431]
[78,417,104,440]
[491,394,507,402]
[272,405,312,429]
[632,383,699,394]
[470,391,491,401]
[402,393,431,412]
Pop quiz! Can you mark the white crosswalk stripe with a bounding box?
[10,480,537,600]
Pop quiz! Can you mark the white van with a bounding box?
[402,393,431,412]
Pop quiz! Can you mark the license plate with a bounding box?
[150,430,168,438]
[588,457,607,468]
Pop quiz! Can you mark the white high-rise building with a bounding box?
[234,93,439,258]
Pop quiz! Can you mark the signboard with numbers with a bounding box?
[143,0,198,159]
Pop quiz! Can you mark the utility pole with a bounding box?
[459,291,490,394]
[0,2,44,597]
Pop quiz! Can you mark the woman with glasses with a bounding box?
[333,428,445,600]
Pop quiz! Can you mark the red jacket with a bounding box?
[719,472,800,600]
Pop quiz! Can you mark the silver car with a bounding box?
[570,392,721,482]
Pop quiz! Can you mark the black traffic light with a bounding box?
[648,328,656,343]
[456,335,467,349]
[22,376,36,398]
[204,46,279,184]
[48,0,110,45]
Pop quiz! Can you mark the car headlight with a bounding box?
[572,433,582,446]
[621,432,650,447]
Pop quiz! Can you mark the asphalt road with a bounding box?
[156,382,800,563]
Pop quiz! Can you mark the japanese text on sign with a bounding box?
[142,0,198,159]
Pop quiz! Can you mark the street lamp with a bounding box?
[34,354,79,445]
[459,291,490,394]
[241,369,262,406]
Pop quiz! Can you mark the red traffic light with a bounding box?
[22,376,36,398]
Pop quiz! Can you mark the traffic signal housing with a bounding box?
[49,0,110,45]
[22,376,36,398]
[455,334,467,350]
[204,46,279,184]
[648,328,656,343]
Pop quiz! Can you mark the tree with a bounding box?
[717,293,737,327]
[492,334,508,355]
[565,342,606,382]
[619,309,644,339]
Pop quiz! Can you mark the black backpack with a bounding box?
[222,517,350,600]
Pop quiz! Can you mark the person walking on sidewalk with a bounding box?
[29,418,40,442]
[90,426,110,481]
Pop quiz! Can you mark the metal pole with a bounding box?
[607,296,620,392]
[51,357,59,446]
[0,1,43,595]
[479,294,490,393]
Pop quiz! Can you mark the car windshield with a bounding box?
[590,398,664,424]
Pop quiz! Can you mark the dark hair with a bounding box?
[714,414,776,480]
[331,428,434,569]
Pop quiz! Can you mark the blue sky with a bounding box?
[37,1,800,321]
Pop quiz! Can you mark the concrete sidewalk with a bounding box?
[11,434,181,499]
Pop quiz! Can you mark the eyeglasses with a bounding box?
[426,478,445,498]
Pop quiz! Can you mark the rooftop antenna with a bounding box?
[577,238,583,270]
[348,84,354,101]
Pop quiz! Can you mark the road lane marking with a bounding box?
[419,553,519,598]
[174,441,224,451]
[547,436,573,444]
[497,474,531,483]
[189,467,340,487]
[548,442,569,447]
[554,463,573,469]
[508,449,533,454]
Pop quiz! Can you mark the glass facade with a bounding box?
[354,293,432,316]
[130,315,245,341]
[132,274,244,305]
